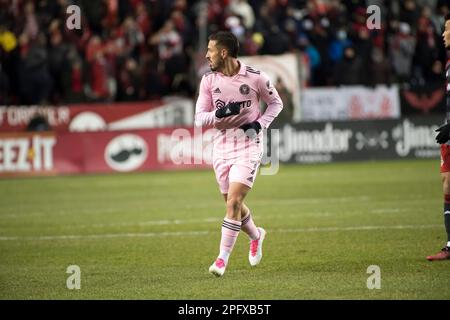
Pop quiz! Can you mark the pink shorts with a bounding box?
[213,138,263,194]
[213,156,262,194]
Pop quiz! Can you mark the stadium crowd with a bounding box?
[0,0,449,105]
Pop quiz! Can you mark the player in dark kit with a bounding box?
[428,17,450,261]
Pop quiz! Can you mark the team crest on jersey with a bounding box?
[215,99,225,109]
[214,88,221,93]
[239,84,250,95]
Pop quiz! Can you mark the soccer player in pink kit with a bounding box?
[195,31,283,277]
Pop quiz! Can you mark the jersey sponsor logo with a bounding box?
[215,99,251,110]
[239,84,250,95]
[214,88,221,93]
[215,99,226,109]
[236,100,252,108]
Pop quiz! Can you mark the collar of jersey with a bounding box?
[216,60,247,77]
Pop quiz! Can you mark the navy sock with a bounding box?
[444,196,450,245]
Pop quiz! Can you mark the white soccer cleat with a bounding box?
[209,258,226,277]
[249,227,266,266]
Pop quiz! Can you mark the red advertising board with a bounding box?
[0,98,193,132]
[0,127,213,177]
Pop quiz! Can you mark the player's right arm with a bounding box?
[194,75,216,127]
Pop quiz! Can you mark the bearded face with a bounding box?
[206,40,225,72]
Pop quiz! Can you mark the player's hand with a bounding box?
[215,102,241,118]
[240,121,262,139]
[436,123,450,144]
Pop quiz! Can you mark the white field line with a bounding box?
[0,195,435,220]
[46,206,409,229]
[0,196,373,219]
[0,207,425,230]
[0,208,390,229]
[0,224,441,241]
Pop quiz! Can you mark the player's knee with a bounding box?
[226,195,243,214]
[443,174,450,194]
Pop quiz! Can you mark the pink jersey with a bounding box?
[195,61,283,158]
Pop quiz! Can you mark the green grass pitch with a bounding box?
[1,159,449,299]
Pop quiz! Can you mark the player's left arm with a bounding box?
[255,72,283,129]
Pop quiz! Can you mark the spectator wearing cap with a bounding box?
[388,22,416,83]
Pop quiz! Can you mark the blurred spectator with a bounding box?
[309,21,333,86]
[242,31,263,55]
[0,0,449,105]
[333,45,364,86]
[427,59,446,84]
[271,77,293,127]
[149,20,185,94]
[0,25,18,53]
[117,57,140,101]
[87,50,111,101]
[297,34,321,85]
[388,22,416,83]
[225,16,246,42]
[0,62,9,105]
[328,28,352,63]
[261,25,290,55]
[229,0,255,30]
[48,19,70,103]
[19,33,53,104]
[23,1,39,40]
[413,6,445,84]
[399,0,421,34]
[66,59,85,103]
[370,47,393,86]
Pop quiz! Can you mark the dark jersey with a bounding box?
[447,59,450,122]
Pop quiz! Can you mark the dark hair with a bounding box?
[208,31,239,58]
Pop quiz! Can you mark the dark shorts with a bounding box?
[441,144,450,173]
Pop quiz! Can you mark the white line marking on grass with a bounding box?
[0,224,441,241]
[253,196,371,206]
[87,217,221,228]
[0,196,373,220]
[371,208,403,214]
[275,224,442,233]
[0,231,210,241]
